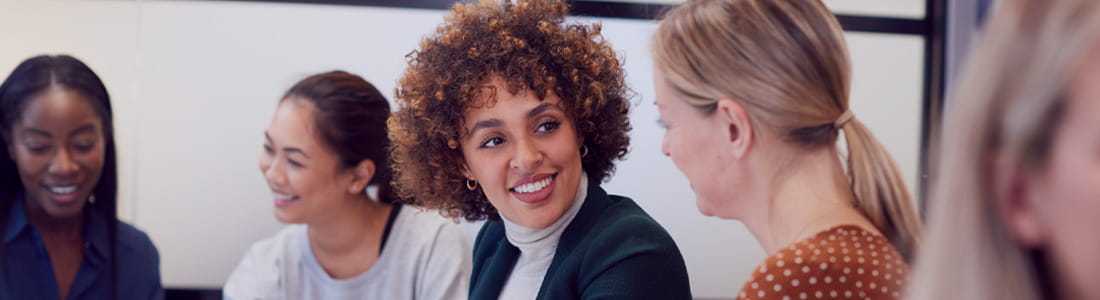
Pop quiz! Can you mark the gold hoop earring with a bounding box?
[580,145,589,158]
[466,179,478,191]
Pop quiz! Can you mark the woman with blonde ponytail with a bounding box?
[908,1,1100,299]
[651,0,921,299]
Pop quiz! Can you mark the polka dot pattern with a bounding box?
[737,225,909,300]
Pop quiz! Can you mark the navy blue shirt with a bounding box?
[1,196,164,300]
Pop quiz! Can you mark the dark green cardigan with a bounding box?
[469,178,693,300]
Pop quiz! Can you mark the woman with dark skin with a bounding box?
[0,55,162,299]
[389,1,692,299]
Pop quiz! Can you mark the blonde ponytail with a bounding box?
[654,0,921,257]
[841,118,921,259]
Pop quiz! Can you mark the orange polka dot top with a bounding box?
[738,225,909,300]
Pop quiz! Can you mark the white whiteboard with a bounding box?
[0,0,924,298]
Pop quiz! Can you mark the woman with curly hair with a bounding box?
[651,0,921,299]
[388,0,692,299]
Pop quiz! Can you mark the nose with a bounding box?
[510,135,544,171]
[261,155,287,186]
[48,148,79,176]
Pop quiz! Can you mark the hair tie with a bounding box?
[834,110,854,129]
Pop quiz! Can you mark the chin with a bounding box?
[273,210,304,224]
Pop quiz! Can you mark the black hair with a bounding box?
[0,55,119,298]
[282,71,398,203]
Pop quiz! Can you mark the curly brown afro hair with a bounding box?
[388,0,632,221]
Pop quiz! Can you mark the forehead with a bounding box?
[15,86,101,130]
[464,79,563,122]
[268,98,320,145]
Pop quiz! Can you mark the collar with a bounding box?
[3,191,110,264]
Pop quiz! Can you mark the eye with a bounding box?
[26,145,50,154]
[656,119,668,129]
[536,120,560,133]
[481,137,504,148]
[288,159,304,168]
[263,144,274,154]
[73,144,94,152]
[73,140,97,152]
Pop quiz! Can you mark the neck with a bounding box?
[307,194,392,275]
[739,147,873,254]
[23,197,83,237]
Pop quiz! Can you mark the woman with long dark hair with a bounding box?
[223,71,471,300]
[0,55,163,299]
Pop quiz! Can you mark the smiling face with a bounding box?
[259,98,356,224]
[460,79,584,229]
[7,86,105,219]
[653,69,740,217]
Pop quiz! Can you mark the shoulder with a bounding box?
[391,207,471,264]
[241,225,305,268]
[570,194,686,273]
[739,226,909,300]
[115,221,160,268]
[223,225,305,299]
[395,207,465,246]
[581,195,679,251]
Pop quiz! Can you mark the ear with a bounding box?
[714,99,753,158]
[990,151,1048,249]
[456,159,477,183]
[349,159,377,194]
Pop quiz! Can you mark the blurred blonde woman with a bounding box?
[908,1,1100,299]
[652,0,922,299]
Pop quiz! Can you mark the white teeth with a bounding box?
[47,185,78,194]
[273,193,297,201]
[514,177,552,194]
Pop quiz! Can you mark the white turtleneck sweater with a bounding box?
[496,173,589,300]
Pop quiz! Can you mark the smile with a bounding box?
[272,191,300,208]
[46,185,79,195]
[511,176,553,194]
[509,173,557,204]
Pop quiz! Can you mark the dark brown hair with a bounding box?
[389,0,632,221]
[283,71,397,203]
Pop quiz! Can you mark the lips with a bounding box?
[272,191,300,208]
[509,173,556,204]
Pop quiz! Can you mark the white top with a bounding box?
[223,206,472,300]
[497,173,588,300]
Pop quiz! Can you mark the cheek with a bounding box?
[12,149,47,180]
[258,153,272,173]
[285,168,315,196]
[82,144,107,175]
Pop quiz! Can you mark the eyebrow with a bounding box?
[527,102,558,119]
[471,119,502,132]
[469,102,561,133]
[21,125,96,138]
[264,132,310,158]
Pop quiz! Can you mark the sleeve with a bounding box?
[222,241,283,300]
[579,217,693,300]
[416,222,473,300]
